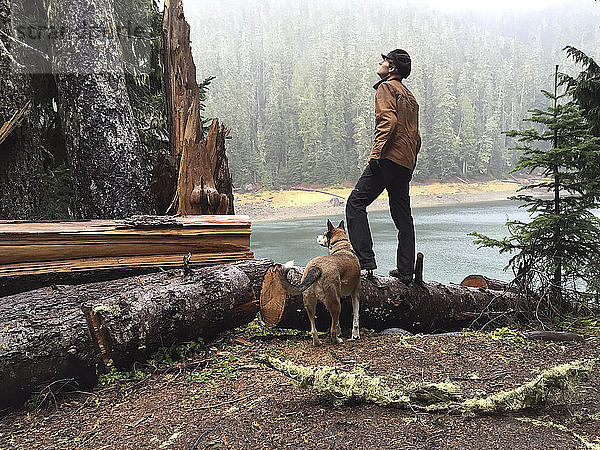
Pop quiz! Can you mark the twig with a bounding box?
[196,391,256,410]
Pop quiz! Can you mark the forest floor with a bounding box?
[235,180,520,222]
[1,320,599,450]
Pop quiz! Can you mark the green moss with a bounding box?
[185,353,241,385]
[489,326,525,344]
[147,339,204,367]
[98,359,147,386]
[556,314,600,336]
[91,304,122,315]
[236,318,311,339]
[461,359,595,417]
[258,355,596,416]
[257,355,460,408]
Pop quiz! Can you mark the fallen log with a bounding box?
[0,286,97,408]
[260,264,519,333]
[523,331,585,342]
[0,215,253,292]
[0,259,272,407]
[82,265,256,368]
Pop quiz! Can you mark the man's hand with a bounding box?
[368,158,381,173]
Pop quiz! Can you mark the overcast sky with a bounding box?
[158,0,597,14]
[419,0,593,12]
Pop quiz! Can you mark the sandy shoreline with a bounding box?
[235,186,519,223]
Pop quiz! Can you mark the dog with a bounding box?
[278,219,361,346]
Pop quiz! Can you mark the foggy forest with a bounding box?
[188,0,600,187]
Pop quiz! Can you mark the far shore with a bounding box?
[235,180,521,223]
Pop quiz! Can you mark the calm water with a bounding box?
[251,200,530,284]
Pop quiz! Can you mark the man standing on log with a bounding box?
[346,49,421,284]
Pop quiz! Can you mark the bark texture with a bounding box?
[48,0,154,218]
[261,264,518,333]
[0,0,46,219]
[0,286,97,407]
[82,265,258,368]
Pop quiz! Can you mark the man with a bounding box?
[346,49,421,284]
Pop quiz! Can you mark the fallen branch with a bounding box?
[523,331,584,342]
[290,187,346,200]
[257,355,595,417]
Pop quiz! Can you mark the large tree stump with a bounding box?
[260,264,519,333]
[162,0,233,215]
[0,259,272,407]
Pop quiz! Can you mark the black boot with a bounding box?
[389,269,413,285]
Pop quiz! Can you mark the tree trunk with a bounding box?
[260,264,519,334]
[162,0,233,215]
[0,0,47,219]
[48,0,154,219]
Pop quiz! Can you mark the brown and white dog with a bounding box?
[279,220,361,346]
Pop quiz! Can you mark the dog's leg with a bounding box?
[351,287,360,340]
[328,299,343,344]
[304,294,321,347]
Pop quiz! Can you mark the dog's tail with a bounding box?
[278,260,322,295]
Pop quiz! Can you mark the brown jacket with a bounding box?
[369,74,421,170]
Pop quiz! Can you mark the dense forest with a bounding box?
[187,0,600,187]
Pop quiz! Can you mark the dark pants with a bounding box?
[346,159,415,275]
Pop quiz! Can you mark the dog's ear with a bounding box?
[338,220,345,231]
[327,219,334,231]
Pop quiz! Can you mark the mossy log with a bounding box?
[260,264,519,333]
[0,259,272,407]
[258,355,595,416]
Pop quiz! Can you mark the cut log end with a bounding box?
[461,275,490,289]
[259,264,287,327]
[461,275,515,292]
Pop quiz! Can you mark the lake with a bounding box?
[250,200,531,284]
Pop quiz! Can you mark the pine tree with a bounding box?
[471,66,600,312]
[562,47,600,136]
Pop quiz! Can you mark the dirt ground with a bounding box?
[1,325,598,450]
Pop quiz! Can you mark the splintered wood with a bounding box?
[162,0,233,215]
[0,101,30,147]
[0,215,253,278]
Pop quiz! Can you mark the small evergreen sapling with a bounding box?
[471,66,600,313]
